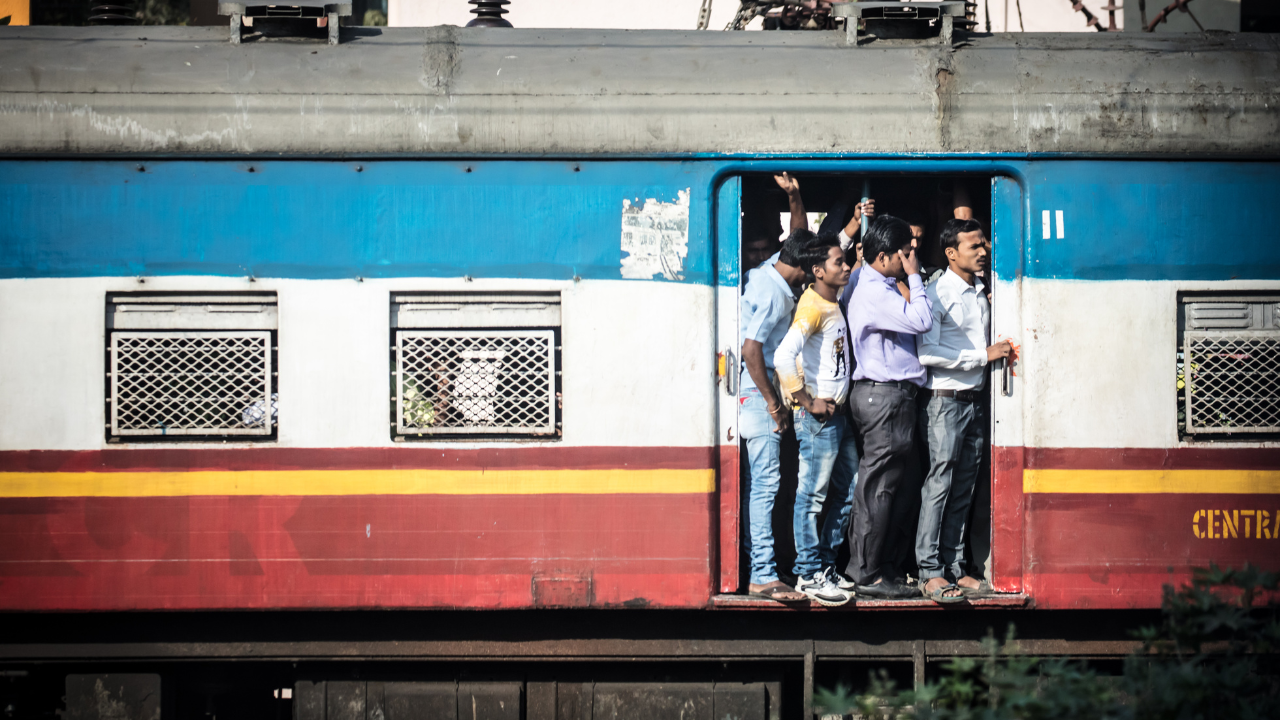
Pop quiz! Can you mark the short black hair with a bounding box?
[778,229,838,277]
[773,226,803,266]
[798,230,840,277]
[939,218,984,252]
[862,215,914,265]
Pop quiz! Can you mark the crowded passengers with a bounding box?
[739,175,1012,605]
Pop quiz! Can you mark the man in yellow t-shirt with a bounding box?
[773,231,859,607]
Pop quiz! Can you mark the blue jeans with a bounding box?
[740,388,784,585]
[792,407,859,580]
[915,396,985,580]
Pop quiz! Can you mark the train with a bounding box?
[0,21,1278,720]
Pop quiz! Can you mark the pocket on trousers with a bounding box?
[738,393,772,439]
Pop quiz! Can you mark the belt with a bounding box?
[925,388,983,402]
[853,380,919,394]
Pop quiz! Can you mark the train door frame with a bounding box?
[715,176,744,593]
[713,165,1027,599]
[989,175,1026,595]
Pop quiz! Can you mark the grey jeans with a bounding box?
[915,395,985,581]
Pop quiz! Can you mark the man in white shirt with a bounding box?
[915,219,1012,603]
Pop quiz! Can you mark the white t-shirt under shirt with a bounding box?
[773,287,852,406]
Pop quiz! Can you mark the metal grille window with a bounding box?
[1181,296,1280,436]
[392,293,560,439]
[106,294,278,439]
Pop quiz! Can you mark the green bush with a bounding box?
[816,564,1280,720]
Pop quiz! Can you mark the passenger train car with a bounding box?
[0,23,1278,720]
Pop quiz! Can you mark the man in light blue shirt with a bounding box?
[739,230,807,601]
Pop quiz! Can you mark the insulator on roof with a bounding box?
[467,0,513,28]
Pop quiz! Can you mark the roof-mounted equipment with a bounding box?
[219,1,353,45]
[832,1,970,45]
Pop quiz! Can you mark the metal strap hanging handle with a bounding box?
[1001,358,1012,396]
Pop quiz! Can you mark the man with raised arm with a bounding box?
[914,219,1012,603]
[773,231,859,607]
[738,229,810,602]
[843,215,933,600]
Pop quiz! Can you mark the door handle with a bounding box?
[724,348,738,396]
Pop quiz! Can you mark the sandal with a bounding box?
[958,578,993,598]
[922,582,965,604]
[748,582,807,602]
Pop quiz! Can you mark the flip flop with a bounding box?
[922,582,965,604]
[958,580,993,598]
[748,583,808,602]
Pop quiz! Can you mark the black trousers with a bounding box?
[844,382,918,585]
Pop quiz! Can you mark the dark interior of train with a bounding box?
[737,173,995,589]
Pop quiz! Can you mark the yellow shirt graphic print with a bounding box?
[772,288,853,406]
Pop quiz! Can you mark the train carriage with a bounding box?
[0,22,1278,719]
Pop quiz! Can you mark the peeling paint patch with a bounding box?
[620,189,689,281]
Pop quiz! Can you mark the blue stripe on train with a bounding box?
[0,160,716,284]
[2,159,1278,284]
[1014,161,1280,282]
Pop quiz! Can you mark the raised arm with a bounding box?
[774,173,808,232]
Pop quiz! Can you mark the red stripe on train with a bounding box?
[0,493,713,610]
[0,447,717,473]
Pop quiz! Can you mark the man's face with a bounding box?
[946,230,989,275]
[814,245,851,288]
[878,243,909,280]
[743,237,777,270]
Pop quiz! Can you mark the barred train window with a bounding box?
[1180,295,1280,436]
[391,293,561,440]
[105,293,278,440]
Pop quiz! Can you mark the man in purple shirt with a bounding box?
[843,216,933,599]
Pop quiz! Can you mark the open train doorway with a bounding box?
[725,171,1013,605]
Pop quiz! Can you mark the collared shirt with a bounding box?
[739,259,796,393]
[848,264,933,386]
[773,287,852,406]
[919,268,991,390]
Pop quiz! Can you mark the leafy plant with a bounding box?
[815,564,1279,719]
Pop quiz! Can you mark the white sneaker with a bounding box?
[826,567,857,592]
[796,568,852,607]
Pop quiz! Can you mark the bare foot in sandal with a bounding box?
[956,575,991,597]
[748,581,806,602]
[922,577,964,604]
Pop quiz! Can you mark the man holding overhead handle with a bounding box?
[915,218,1012,603]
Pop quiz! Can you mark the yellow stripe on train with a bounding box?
[0,468,716,498]
[1024,469,1280,495]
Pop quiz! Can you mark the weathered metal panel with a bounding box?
[0,28,1275,156]
[63,674,161,720]
[592,682,714,720]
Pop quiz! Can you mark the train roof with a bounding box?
[0,26,1277,157]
